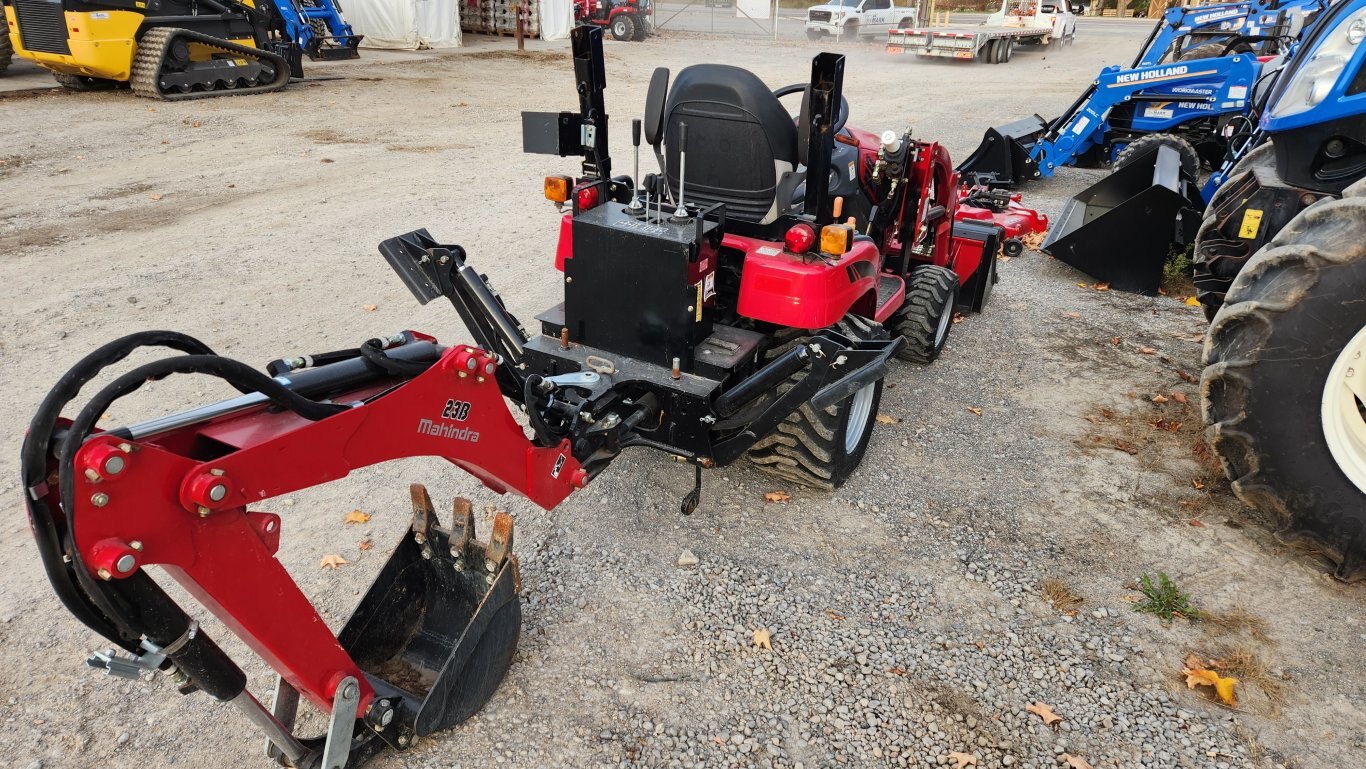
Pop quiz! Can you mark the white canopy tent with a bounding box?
[345,0,572,49]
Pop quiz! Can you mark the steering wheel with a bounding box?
[772,83,850,136]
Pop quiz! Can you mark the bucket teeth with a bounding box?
[409,483,439,546]
[451,497,475,556]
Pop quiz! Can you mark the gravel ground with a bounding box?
[1,25,1363,769]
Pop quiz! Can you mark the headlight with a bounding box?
[1270,6,1366,119]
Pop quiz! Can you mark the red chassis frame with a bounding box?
[62,343,584,718]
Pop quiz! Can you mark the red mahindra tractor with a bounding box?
[21,27,1043,769]
[574,0,653,40]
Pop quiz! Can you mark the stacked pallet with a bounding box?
[459,0,542,37]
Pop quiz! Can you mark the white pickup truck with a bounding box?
[806,0,920,40]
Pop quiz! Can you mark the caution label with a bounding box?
[1238,208,1264,239]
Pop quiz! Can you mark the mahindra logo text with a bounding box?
[418,418,481,443]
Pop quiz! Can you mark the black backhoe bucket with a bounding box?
[956,114,1048,187]
[1042,144,1205,295]
[338,485,521,738]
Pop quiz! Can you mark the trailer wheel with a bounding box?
[52,73,120,91]
[610,13,636,41]
[1002,38,1014,62]
[1192,142,1277,320]
[1202,181,1366,581]
[1113,133,1201,180]
[747,316,887,490]
[889,265,960,364]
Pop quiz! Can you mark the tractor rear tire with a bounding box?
[1192,141,1277,320]
[611,14,636,41]
[746,315,887,491]
[1202,180,1366,581]
[632,18,651,40]
[889,265,960,364]
[1113,132,1201,181]
[52,73,119,91]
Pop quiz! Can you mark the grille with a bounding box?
[13,0,71,56]
[809,10,831,22]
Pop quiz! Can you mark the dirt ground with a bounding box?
[1,23,1363,769]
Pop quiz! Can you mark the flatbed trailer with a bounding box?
[885,25,1050,62]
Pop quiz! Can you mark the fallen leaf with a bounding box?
[1139,347,1157,355]
[321,157,335,163]
[1184,659,1239,706]
[361,303,378,312]
[1061,754,1093,769]
[357,538,374,551]
[1186,296,1202,307]
[343,509,370,524]
[1158,287,1169,296]
[752,628,772,650]
[1177,370,1198,384]
[1094,282,1111,292]
[1148,418,1182,433]
[1111,336,1122,346]
[824,609,846,621]
[966,407,983,416]
[1063,312,1081,319]
[319,554,348,570]
[1100,408,1115,419]
[1191,478,1206,491]
[947,751,978,768]
[1026,701,1062,727]
[1151,394,1169,404]
[952,312,966,324]
[1188,519,1206,528]
[1076,282,1089,289]
[763,490,790,504]
[876,413,901,424]
[1172,392,1188,404]
[192,121,201,128]
[149,193,162,201]
[887,665,907,676]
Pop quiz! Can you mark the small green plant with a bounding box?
[1133,571,1202,622]
[1161,246,1195,295]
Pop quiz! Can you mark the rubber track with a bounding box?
[1112,132,1201,180]
[889,265,958,364]
[1202,180,1366,581]
[747,316,883,490]
[131,27,289,101]
[1191,142,1277,319]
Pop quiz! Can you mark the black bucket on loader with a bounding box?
[956,114,1048,187]
[338,485,521,741]
[1042,144,1205,295]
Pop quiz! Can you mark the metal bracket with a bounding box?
[84,640,167,680]
[544,370,602,388]
[321,675,360,769]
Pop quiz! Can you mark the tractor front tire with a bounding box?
[1192,141,1277,320]
[52,73,119,91]
[807,29,826,40]
[890,265,960,364]
[611,14,637,41]
[747,316,887,491]
[1113,133,1201,180]
[1202,180,1366,581]
[632,18,651,40]
[1,31,12,75]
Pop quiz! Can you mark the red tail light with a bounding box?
[575,184,601,211]
[784,224,816,254]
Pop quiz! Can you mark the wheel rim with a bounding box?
[933,299,953,347]
[1322,323,1366,495]
[614,20,627,35]
[844,383,876,454]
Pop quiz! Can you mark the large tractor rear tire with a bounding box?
[1,31,12,75]
[1113,132,1201,180]
[52,72,120,91]
[1202,180,1366,581]
[889,265,960,364]
[747,316,887,491]
[1192,141,1277,320]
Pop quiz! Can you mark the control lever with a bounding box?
[644,174,660,221]
[630,118,644,212]
[673,123,690,220]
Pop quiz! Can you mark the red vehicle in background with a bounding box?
[574,0,654,40]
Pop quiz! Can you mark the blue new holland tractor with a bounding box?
[1195,0,1366,581]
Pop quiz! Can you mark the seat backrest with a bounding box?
[661,64,800,224]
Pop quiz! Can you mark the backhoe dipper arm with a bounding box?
[59,342,583,720]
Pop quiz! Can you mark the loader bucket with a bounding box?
[1042,144,1204,295]
[956,114,1048,187]
[338,485,521,737]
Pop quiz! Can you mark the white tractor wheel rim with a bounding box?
[844,382,876,453]
[1322,323,1366,495]
[934,301,953,347]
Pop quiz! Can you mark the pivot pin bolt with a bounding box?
[207,484,228,502]
[91,492,110,507]
[115,554,137,573]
